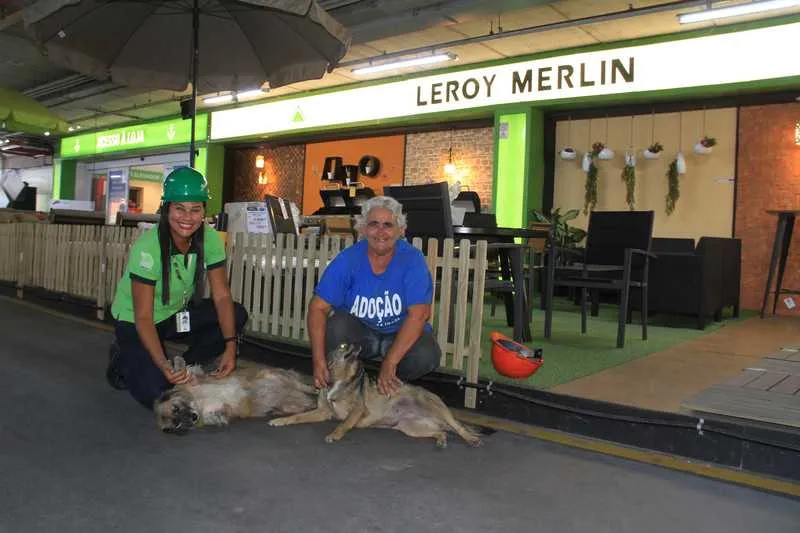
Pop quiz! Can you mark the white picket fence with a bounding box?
[0,223,489,407]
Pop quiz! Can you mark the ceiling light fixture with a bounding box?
[236,89,266,100]
[352,53,457,75]
[203,93,234,105]
[678,0,800,24]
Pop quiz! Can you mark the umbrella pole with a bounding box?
[189,0,199,168]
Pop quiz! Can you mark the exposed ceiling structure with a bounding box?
[1,0,799,158]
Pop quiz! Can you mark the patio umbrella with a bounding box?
[24,0,350,165]
[0,87,69,135]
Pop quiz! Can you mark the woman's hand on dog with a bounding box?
[313,360,330,389]
[377,361,403,396]
[212,345,237,378]
[163,366,193,385]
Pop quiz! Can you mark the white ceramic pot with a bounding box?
[642,149,662,160]
[676,152,687,175]
[560,147,577,160]
[693,142,713,155]
[624,151,636,167]
[598,147,615,160]
[581,153,592,173]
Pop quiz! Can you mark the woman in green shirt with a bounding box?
[107,167,248,409]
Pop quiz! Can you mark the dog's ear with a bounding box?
[155,389,178,405]
[347,343,362,358]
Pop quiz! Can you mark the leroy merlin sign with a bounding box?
[60,114,208,159]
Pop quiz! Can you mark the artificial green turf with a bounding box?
[472,297,752,390]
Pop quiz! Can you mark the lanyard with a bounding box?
[173,254,194,309]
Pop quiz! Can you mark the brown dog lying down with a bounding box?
[154,360,317,435]
[269,343,483,448]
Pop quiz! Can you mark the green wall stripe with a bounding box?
[201,144,225,216]
[59,159,77,201]
[494,112,528,229]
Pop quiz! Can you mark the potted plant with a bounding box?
[594,141,614,160]
[529,208,587,248]
[559,146,577,160]
[693,135,716,155]
[643,141,664,159]
[621,150,636,210]
[666,158,680,215]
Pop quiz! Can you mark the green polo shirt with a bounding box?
[111,225,226,324]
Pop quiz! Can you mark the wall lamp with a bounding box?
[678,0,800,24]
[352,53,457,75]
[255,155,268,184]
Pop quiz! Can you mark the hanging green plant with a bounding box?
[621,164,636,210]
[665,159,680,215]
[584,159,598,214]
[582,141,603,214]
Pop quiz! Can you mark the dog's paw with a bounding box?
[268,418,289,427]
[466,437,483,448]
[324,432,341,444]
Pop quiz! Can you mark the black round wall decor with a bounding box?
[358,155,381,177]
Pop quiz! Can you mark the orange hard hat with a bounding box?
[490,331,543,379]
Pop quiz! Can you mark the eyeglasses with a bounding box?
[366,220,395,230]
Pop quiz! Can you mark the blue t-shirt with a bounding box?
[315,240,433,334]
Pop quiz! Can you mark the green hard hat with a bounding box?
[161,166,210,203]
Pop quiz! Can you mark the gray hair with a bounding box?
[354,196,407,236]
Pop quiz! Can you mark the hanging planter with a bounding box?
[621,150,636,210]
[665,158,680,215]
[581,152,592,172]
[559,147,578,160]
[676,152,687,175]
[598,146,615,160]
[591,141,615,160]
[642,142,664,160]
[693,136,717,155]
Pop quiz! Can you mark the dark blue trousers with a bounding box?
[115,299,248,409]
[325,310,441,381]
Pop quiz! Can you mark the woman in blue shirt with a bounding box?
[308,196,441,396]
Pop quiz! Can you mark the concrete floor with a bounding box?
[1,297,798,533]
[551,315,800,413]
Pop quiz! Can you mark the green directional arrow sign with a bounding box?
[59,114,208,159]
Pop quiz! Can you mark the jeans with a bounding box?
[325,310,441,381]
[114,298,248,409]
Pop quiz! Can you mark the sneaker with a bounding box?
[106,341,127,390]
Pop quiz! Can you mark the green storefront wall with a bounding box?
[52,113,226,215]
[204,15,799,228]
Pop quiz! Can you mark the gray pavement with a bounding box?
[0,297,797,533]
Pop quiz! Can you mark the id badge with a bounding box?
[176,310,191,333]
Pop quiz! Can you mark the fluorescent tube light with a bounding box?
[352,53,457,75]
[203,93,234,105]
[236,89,266,100]
[678,0,800,24]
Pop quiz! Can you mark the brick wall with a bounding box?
[736,103,800,313]
[229,145,305,206]
[404,127,494,210]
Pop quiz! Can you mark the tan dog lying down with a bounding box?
[269,343,483,448]
[154,360,317,435]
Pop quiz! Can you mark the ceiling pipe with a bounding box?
[66,95,182,125]
[23,74,99,99]
[337,0,710,69]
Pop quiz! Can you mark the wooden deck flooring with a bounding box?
[681,346,800,430]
